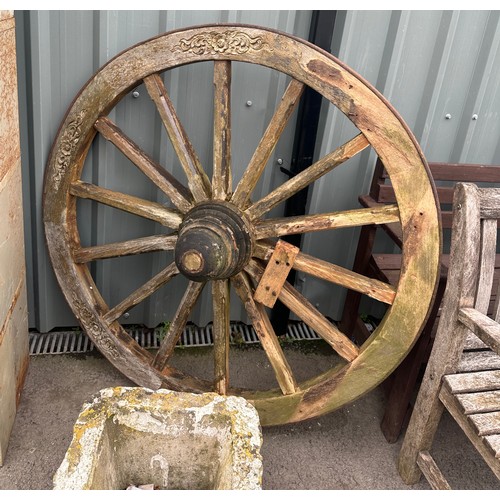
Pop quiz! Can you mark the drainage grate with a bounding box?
[28,322,322,356]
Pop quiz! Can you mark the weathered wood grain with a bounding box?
[398,183,500,484]
[463,332,488,350]
[443,370,500,394]
[398,183,481,484]
[253,242,396,305]
[358,195,404,244]
[103,262,179,324]
[231,79,304,208]
[484,435,500,459]
[458,351,500,372]
[212,279,230,394]
[439,383,500,479]
[429,163,500,183]
[144,73,211,202]
[416,451,451,490]
[94,116,193,212]
[458,307,500,355]
[153,280,205,371]
[70,180,182,229]
[42,25,441,426]
[494,279,500,323]
[253,240,299,308]
[469,411,500,436]
[452,389,500,415]
[247,133,369,220]
[480,189,500,219]
[74,234,177,263]
[476,218,497,314]
[246,259,359,362]
[254,204,400,239]
[231,271,297,395]
[212,61,232,201]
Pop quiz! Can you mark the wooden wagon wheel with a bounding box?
[43,24,440,425]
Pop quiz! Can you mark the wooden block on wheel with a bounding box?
[253,240,299,308]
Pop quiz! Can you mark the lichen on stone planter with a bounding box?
[53,387,262,490]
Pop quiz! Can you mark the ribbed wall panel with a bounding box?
[301,10,500,320]
[16,10,500,331]
[16,10,311,331]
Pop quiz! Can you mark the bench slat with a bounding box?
[377,184,455,204]
[484,435,500,458]
[458,351,500,372]
[453,390,500,415]
[469,411,500,436]
[443,370,500,394]
[439,384,500,479]
[381,163,500,182]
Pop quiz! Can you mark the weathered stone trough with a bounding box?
[53,387,263,490]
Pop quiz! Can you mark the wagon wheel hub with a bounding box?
[175,202,253,281]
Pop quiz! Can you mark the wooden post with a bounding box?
[0,11,29,466]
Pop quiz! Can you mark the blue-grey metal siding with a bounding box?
[16,10,313,331]
[300,10,500,320]
[16,10,500,332]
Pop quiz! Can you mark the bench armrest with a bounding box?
[458,307,500,355]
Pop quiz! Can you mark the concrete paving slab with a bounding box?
[0,343,498,490]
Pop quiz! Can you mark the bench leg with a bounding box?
[380,281,445,443]
[397,371,446,484]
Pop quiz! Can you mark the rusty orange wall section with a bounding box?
[0,10,29,466]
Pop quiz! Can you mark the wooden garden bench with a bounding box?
[339,159,500,443]
[398,183,500,489]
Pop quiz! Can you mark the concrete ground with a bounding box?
[0,342,498,490]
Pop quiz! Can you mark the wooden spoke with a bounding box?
[94,116,193,213]
[74,234,177,263]
[144,74,211,202]
[231,271,298,395]
[103,262,179,325]
[153,280,205,371]
[254,242,396,305]
[254,204,400,239]
[212,61,232,201]
[231,79,305,208]
[212,279,230,394]
[247,133,370,220]
[246,259,359,362]
[70,181,182,229]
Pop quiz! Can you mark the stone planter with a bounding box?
[53,387,262,490]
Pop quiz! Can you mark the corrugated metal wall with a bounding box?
[16,10,313,331]
[16,10,500,332]
[299,10,500,319]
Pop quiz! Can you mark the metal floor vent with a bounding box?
[29,322,322,356]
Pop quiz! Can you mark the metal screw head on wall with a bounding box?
[246,100,253,107]
[132,90,140,98]
[472,114,478,120]
[445,113,452,120]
